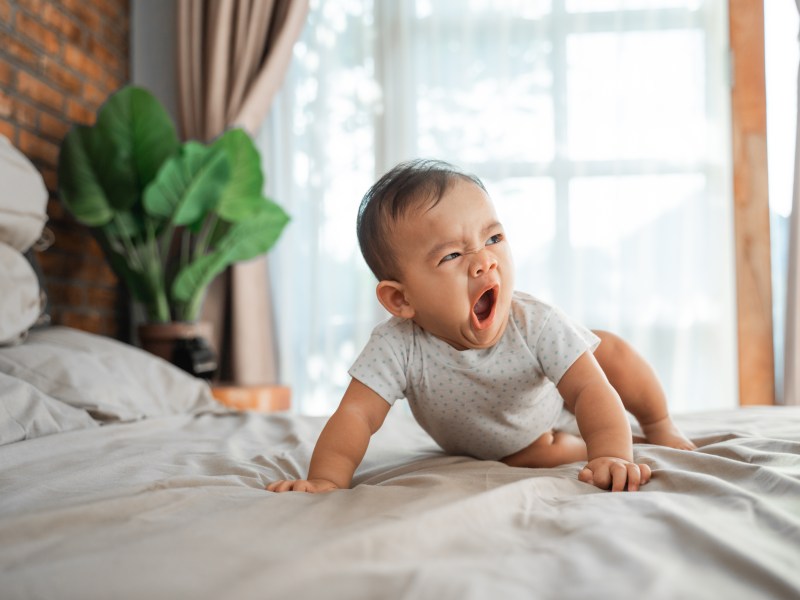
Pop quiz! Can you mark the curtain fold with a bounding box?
[785,0,800,405]
[176,0,309,385]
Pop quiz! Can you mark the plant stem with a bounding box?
[145,219,170,322]
[111,214,146,272]
[194,213,219,261]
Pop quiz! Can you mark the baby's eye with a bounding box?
[486,233,503,246]
[439,252,461,265]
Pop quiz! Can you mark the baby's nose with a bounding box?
[470,248,498,276]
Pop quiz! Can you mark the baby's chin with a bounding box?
[462,320,509,350]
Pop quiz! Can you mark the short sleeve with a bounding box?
[348,328,409,406]
[535,306,600,384]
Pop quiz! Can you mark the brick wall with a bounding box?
[0,0,129,339]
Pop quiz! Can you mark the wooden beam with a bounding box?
[729,0,775,405]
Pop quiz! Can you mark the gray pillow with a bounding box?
[0,326,220,423]
[0,371,97,446]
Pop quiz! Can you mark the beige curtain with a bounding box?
[176,0,309,384]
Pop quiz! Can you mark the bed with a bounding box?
[1,325,799,599]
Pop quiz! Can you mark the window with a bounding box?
[261,0,735,415]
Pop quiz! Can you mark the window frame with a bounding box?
[728,0,775,405]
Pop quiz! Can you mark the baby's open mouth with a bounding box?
[473,288,496,323]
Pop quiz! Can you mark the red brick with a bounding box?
[82,81,106,107]
[87,36,123,74]
[16,0,43,14]
[0,0,11,23]
[102,75,126,97]
[38,249,119,286]
[41,56,82,95]
[39,110,71,142]
[47,280,87,306]
[18,128,59,167]
[0,91,38,127]
[89,0,120,23]
[0,91,10,119]
[0,58,13,86]
[38,166,57,193]
[40,3,83,44]
[66,98,95,124]
[0,119,15,141]
[86,285,118,310]
[96,22,127,57]
[64,43,104,82]
[46,196,65,219]
[60,0,102,35]
[17,71,64,111]
[3,36,41,70]
[15,10,61,55]
[85,234,104,258]
[57,309,108,334]
[48,221,92,254]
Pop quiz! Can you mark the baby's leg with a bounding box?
[592,330,696,450]
[501,430,588,468]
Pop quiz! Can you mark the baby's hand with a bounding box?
[579,457,652,492]
[266,478,339,493]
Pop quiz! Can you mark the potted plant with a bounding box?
[57,85,289,373]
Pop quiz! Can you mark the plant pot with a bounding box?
[138,321,217,379]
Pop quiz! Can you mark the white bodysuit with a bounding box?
[349,291,600,460]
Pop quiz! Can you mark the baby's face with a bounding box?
[389,179,514,350]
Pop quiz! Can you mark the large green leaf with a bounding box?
[171,202,289,319]
[57,85,180,230]
[57,127,114,227]
[212,128,264,222]
[142,142,231,230]
[91,86,180,211]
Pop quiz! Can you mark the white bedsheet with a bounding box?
[1,327,798,599]
[1,404,799,600]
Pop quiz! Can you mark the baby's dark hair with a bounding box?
[357,159,487,281]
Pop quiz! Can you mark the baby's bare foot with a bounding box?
[641,417,696,450]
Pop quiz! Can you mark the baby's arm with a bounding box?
[558,351,652,492]
[267,379,390,493]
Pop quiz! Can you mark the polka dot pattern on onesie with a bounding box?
[348,291,600,460]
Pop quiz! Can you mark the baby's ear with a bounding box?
[376,281,415,319]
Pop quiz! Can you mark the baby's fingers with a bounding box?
[266,479,306,493]
[587,464,613,490]
[578,466,594,485]
[266,479,292,492]
[638,462,652,485]
[610,462,630,492]
[624,463,642,492]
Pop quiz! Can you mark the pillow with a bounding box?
[0,134,49,344]
[0,326,221,423]
[0,242,44,345]
[0,371,98,446]
[0,134,48,252]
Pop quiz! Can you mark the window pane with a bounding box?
[488,177,557,298]
[566,0,701,11]
[413,14,554,162]
[416,0,552,19]
[567,30,707,161]
[566,174,736,412]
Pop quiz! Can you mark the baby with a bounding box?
[269,159,695,494]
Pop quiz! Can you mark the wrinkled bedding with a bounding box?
[1,327,799,600]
